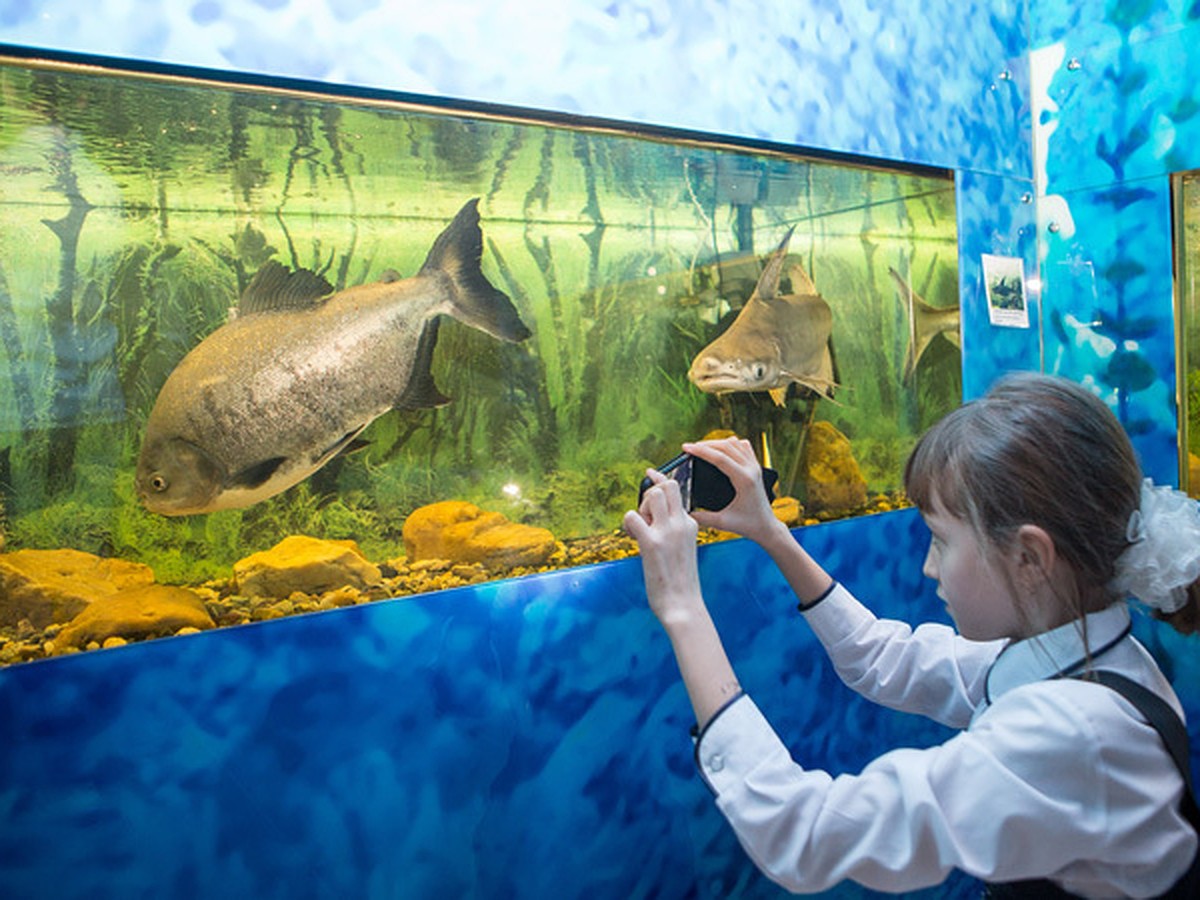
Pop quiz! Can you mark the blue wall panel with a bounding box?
[955,169,1041,399]
[1039,177,1179,482]
[1,511,979,899]
[1032,3,1200,484]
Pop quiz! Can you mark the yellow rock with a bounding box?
[802,421,868,514]
[771,496,802,526]
[56,584,214,648]
[403,500,558,568]
[0,548,156,629]
[318,585,361,609]
[233,535,383,599]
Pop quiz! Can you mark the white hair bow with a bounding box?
[1111,479,1200,614]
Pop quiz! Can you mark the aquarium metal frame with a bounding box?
[1172,170,1199,494]
[0,42,953,184]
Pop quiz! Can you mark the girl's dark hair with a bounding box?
[904,372,1198,633]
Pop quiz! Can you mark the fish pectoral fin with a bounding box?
[783,368,842,405]
[768,387,788,407]
[239,261,334,314]
[317,431,370,465]
[228,456,289,490]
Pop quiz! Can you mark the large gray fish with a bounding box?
[687,227,836,407]
[135,198,530,516]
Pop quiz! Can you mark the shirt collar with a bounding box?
[984,604,1133,706]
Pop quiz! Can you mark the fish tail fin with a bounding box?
[422,198,531,342]
[890,265,930,383]
[902,294,947,383]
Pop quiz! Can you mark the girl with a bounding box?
[624,373,1200,898]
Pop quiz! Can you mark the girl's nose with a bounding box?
[922,546,938,581]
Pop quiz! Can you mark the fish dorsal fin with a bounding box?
[240,261,334,314]
[751,226,796,302]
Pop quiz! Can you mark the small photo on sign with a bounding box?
[982,254,1029,329]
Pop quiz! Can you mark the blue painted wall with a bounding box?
[1032,1,1200,485]
[0,512,978,899]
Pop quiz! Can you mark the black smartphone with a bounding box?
[637,452,778,512]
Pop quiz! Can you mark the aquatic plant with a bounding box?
[9,499,114,559]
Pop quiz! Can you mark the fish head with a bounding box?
[687,350,784,395]
[688,298,786,395]
[135,436,226,516]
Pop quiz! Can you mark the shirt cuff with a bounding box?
[693,694,792,796]
[796,578,838,612]
[799,581,876,647]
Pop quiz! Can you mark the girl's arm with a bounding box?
[624,436,834,728]
[622,469,741,728]
[685,436,993,724]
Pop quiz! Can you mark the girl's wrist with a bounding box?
[753,515,794,553]
[657,596,712,635]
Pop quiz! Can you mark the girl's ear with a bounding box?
[1013,524,1057,586]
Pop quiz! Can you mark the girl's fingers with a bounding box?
[637,472,683,522]
[683,437,756,479]
[622,508,648,539]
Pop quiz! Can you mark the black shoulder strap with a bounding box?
[1081,672,1200,899]
[987,673,1199,898]
[1083,671,1195,802]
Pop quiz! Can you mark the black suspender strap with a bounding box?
[1083,671,1197,806]
[987,672,1199,899]
[1080,671,1200,900]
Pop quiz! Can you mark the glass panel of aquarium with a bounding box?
[0,49,959,664]
[1176,169,1200,497]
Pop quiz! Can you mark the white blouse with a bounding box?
[695,584,1196,898]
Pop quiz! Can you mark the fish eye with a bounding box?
[753,364,766,379]
[150,475,169,493]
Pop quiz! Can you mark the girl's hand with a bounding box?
[684,436,782,545]
[623,469,704,628]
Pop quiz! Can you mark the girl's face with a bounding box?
[920,501,1023,641]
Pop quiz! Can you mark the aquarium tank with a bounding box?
[0,49,960,664]
[1177,169,1200,497]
